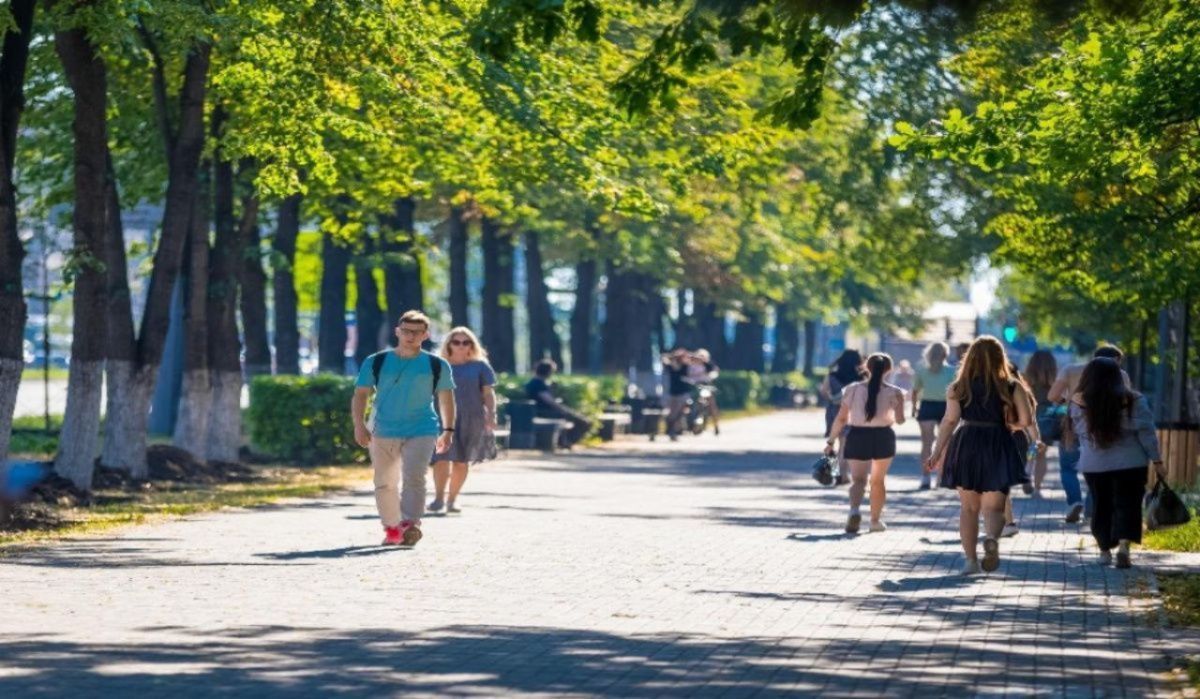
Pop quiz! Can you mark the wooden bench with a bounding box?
[492,427,511,456]
[598,412,632,441]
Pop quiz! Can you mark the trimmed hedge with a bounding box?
[247,374,361,464]
[711,371,762,410]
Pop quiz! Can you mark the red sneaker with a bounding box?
[381,526,403,546]
[399,520,422,547]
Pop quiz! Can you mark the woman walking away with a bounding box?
[912,342,954,490]
[1069,358,1163,568]
[820,349,866,486]
[1024,350,1058,498]
[429,327,498,514]
[825,353,906,534]
[927,337,1032,574]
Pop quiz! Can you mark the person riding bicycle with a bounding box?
[686,349,721,436]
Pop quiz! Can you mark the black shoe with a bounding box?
[1065,504,1084,524]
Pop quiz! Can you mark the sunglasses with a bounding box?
[449,339,474,347]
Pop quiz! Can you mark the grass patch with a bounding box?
[9,414,63,458]
[1157,572,1200,692]
[0,463,370,550]
[1144,491,1199,553]
[21,368,70,381]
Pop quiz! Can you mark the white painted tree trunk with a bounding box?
[0,357,21,467]
[99,360,155,479]
[205,369,242,463]
[173,369,211,460]
[55,359,104,490]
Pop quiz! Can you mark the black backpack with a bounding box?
[369,350,442,396]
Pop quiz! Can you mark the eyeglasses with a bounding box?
[398,328,424,338]
[449,339,474,347]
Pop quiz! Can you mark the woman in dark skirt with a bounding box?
[825,353,906,534]
[912,342,954,489]
[820,350,866,486]
[927,337,1033,574]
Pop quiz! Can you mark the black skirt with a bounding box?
[917,400,947,422]
[844,426,897,460]
[940,422,1029,494]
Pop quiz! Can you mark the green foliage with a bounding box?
[1144,501,1200,554]
[894,0,1200,313]
[712,371,762,410]
[246,375,362,465]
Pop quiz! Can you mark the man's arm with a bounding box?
[351,387,372,447]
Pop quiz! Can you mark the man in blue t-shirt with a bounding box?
[351,310,456,547]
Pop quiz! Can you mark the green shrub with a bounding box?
[493,373,625,433]
[247,375,361,464]
[763,371,814,392]
[712,371,762,410]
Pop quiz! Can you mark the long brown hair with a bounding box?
[1078,357,1135,448]
[1024,349,1057,396]
[949,336,1017,417]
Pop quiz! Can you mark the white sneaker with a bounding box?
[1098,550,1113,566]
[869,520,887,533]
[1001,523,1019,538]
[427,499,445,513]
[962,559,982,575]
[919,474,931,490]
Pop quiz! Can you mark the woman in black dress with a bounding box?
[927,337,1033,575]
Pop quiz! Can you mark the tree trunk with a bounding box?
[318,231,350,373]
[802,319,818,377]
[0,0,35,469]
[481,217,515,372]
[600,264,658,374]
[524,230,562,367]
[135,45,210,380]
[354,235,384,363]
[693,298,729,366]
[172,183,211,458]
[238,190,269,377]
[100,151,154,477]
[54,22,109,490]
[271,194,301,374]
[204,143,244,463]
[772,303,799,373]
[381,196,419,339]
[448,206,469,328]
[730,312,765,372]
[570,257,596,374]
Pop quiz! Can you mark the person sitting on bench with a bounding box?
[525,360,593,448]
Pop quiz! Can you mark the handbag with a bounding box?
[1144,480,1192,530]
[811,455,836,486]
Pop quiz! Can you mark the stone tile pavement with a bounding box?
[1,410,1197,697]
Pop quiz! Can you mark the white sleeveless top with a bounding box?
[843,381,906,427]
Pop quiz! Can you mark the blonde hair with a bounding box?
[922,341,949,371]
[439,326,489,363]
[949,335,1017,417]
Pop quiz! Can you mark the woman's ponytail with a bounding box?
[864,353,894,421]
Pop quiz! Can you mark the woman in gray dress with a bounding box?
[429,327,498,514]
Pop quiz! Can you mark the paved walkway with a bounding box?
[2,410,1198,697]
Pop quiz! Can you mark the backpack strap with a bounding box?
[428,353,442,396]
[371,351,388,387]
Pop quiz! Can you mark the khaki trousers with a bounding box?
[369,436,438,527]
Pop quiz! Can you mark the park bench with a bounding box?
[532,417,573,452]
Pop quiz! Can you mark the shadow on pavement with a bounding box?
[0,621,1162,696]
